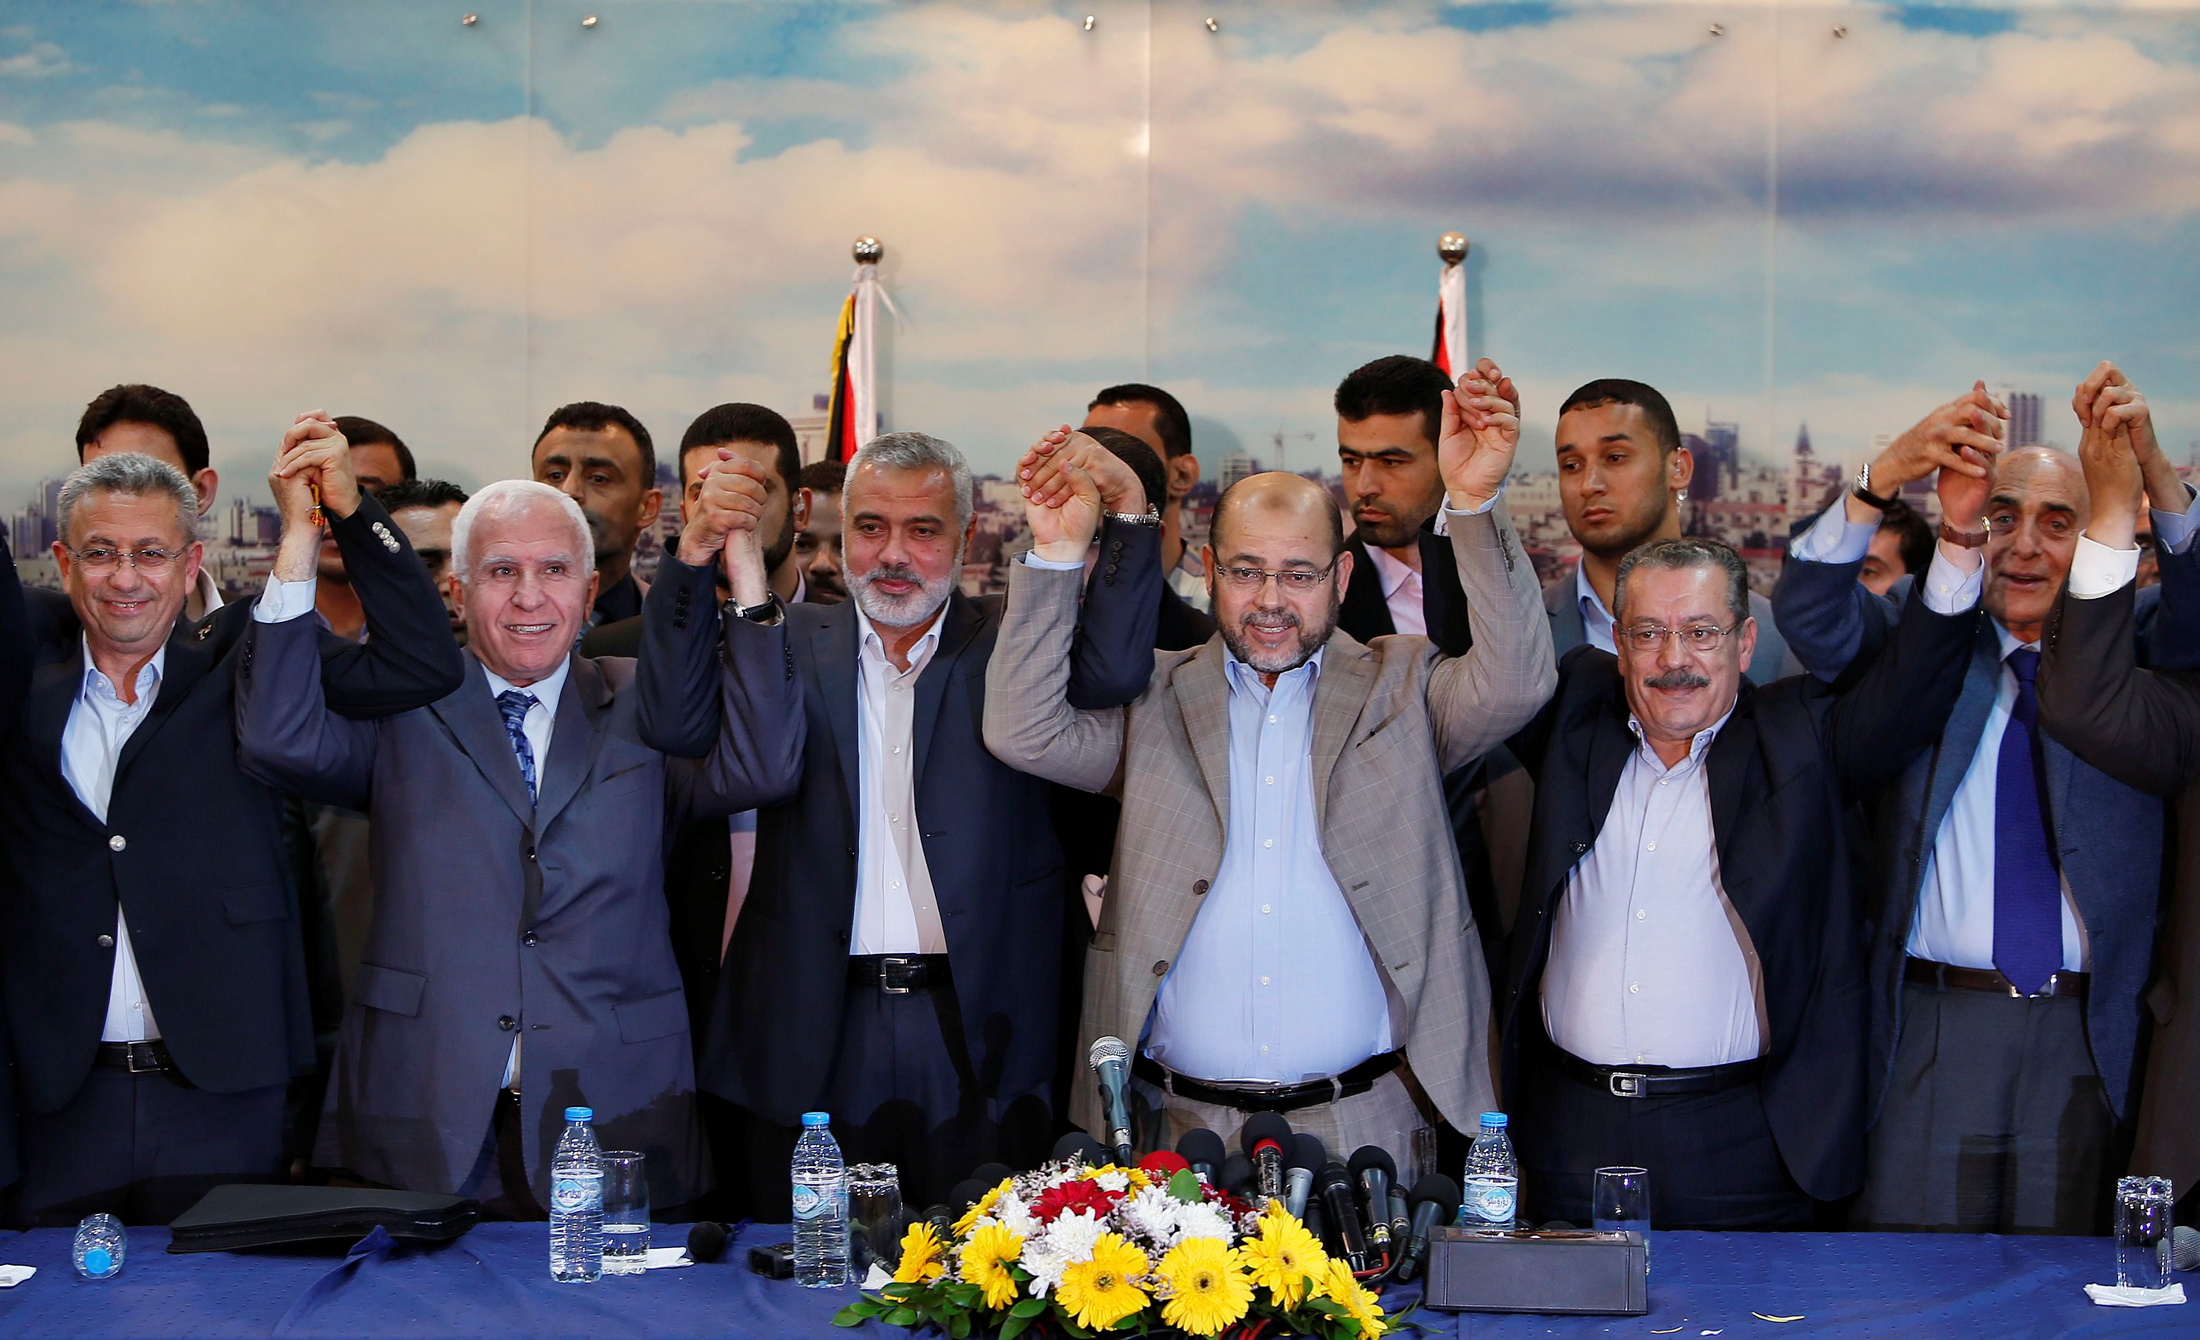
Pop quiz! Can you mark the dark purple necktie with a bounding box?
[1992,648,2060,994]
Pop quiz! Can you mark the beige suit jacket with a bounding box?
[984,503,1555,1136]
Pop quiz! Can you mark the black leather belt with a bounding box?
[1905,956,2088,1000]
[1132,1051,1402,1115]
[848,954,951,995]
[95,1040,181,1076]
[1556,1049,1762,1100]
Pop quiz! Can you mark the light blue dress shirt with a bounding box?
[62,640,167,1042]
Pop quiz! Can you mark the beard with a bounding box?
[1219,600,1335,676]
[851,556,961,628]
[1350,495,1432,550]
[1574,496,1671,561]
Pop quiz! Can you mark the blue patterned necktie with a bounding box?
[1991,648,2060,994]
[496,689,540,804]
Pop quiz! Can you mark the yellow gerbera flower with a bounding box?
[1053,1232,1150,1331]
[951,1176,1015,1236]
[1314,1256,1387,1338]
[958,1224,1025,1311]
[1242,1204,1326,1309]
[893,1220,948,1285]
[1153,1238,1254,1336]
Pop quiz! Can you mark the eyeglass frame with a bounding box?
[1619,619,1747,653]
[65,545,191,574]
[1213,558,1341,594]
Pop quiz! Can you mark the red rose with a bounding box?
[1031,1178,1124,1224]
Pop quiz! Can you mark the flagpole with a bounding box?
[1435,230,1469,380]
[850,236,883,450]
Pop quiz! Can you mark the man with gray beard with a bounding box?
[642,431,1166,1218]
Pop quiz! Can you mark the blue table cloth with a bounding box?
[0,1223,2185,1338]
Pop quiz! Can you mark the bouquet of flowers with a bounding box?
[832,1157,1394,1339]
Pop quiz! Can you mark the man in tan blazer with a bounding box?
[985,364,1554,1164]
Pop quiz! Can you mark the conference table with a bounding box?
[0,1222,2185,1338]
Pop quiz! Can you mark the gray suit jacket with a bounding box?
[984,505,1555,1136]
[1543,566,1799,684]
[236,562,802,1208]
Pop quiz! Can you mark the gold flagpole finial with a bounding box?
[853,236,883,264]
[1437,232,1470,266]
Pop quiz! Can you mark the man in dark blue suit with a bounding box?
[650,430,1162,1216]
[1772,368,2200,1232]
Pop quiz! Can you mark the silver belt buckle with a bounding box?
[1607,1070,1647,1099]
[880,956,914,995]
[125,1042,162,1074]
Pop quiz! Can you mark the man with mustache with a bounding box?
[650,431,1165,1216]
[1772,367,2200,1232]
[530,401,662,632]
[987,364,1553,1161]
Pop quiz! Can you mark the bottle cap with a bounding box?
[83,1247,112,1275]
[801,1111,831,1128]
[565,1106,593,1122]
[1479,1112,1508,1129]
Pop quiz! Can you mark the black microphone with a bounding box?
[1177,1128,1226,1184]
[1303,1194,1327,1248]
[1053,1131,1110,1169]
[948,1179,991,1213]
[1387,1188,1410,1255]
[1283,1133,1325,1220]
[1220,1152,1253,1197]
[920,1203,954,1235]
[1240,1111,1291,1203]
[967,1162,1014,1189]
[1316,1161,1371,1271]
[1088,1037,1136,1166]
[1347,1146,1397,1255]
[1395,1174,1462,1283]
[2175,1224,2200,1272]
[686,1220,730,1263]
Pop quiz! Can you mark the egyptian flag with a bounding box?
[1432,255,1468,379]
[824,257,885,463]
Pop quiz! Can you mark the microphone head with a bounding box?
[2174,1224,2200,1272]
[1177,1128,1227,1172]
[1088,1036,1131,1070]
[685,1220,729,1263]
[1347,1145,1397,1184]
[1316,1160,1352,1194]
[967,1162,1015,1188]
[1219,1152,1254,1195]
[1286,1133,1326,1174]
[949,1179,992,1211]
[1052,1131,1111,1167]
[1240,1111,1292,1157]
[1409,1174,1463,1219]
[1140,1150,1190,1177]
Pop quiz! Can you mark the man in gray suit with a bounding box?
[238,461,802,1216]
[986,365,1554,1162]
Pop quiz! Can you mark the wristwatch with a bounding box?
[1852,462,1897,511]
[1104,506,1163,527]
[729,595,783,625]
[1938,520,1988,549]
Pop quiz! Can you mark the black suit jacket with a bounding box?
[645,524,1163,1127]
[1500,593,1977,1201]
[1338,529,1475,655]
[0,496,464,1115]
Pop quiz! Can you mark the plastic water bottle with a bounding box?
[1460,1112,1519,1232]
[791,1111,850,1288]
[549,1105,605,1283]
[72,1214,126,1280]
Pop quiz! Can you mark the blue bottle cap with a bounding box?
[565,1106,593,1122]
[83,1247,112,1275]
[1479,1112,1508,1128]
[801,1111,830,1127]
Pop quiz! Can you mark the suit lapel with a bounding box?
[428,654,537,829]
[534,654,610,835]
[1175,641,1235,833]
[1419,531,1473,656]
[813,607,863,821]
[1582,692,1633,852]
[112,625,211,783]
[912,595,983,786]
[1546,575,1587,656]
[1309,634,1375,829]
[1705,690,1761,874]
[1922,626,2004,841]
[26,651,101,829]
[1338,537,1397,642]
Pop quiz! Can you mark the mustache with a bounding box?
[1644,668,1712,690]
[855,563,925,588]
[1237,608,1302,630]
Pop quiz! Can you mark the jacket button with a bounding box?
[498,1015,517,1031]
[522,932,538,947]
[97,934,114,949]
[1152,960,1169,976]
[1193,880,1209,895]
[525,847,537,862]
[109,835,127,852]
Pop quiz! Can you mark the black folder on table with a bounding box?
[167,1185,480,1253]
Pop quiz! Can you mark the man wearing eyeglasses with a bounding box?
[0,428,461,1227]
[1771,367,2200,1233]
[1500,502,1983,1229]
[986,364,1553,1161]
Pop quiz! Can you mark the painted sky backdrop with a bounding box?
[0,0,2195,505]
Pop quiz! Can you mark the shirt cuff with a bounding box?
[253,574,318,623]
[1921,548,1984,614]
[1442,481,1505,518]
[1790,503,1875,565]
[1022,551,1086,572]
[2069,534,2142,599]
[2152,484,2199,555]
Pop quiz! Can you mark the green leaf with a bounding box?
[831,1304,872,1327]
[1009,1297,1048,1319]
[999,1314,1033,1340]
[1057,1312,1093,1338]
[883,1307,919,1327]
[1167,1169,1204,1203]
[949,1311,972,1339]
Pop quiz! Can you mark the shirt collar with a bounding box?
[853,598,947,673]
[1991,619,2037,658]
[79,636,166,705]
[1576,563,1615,632]
[1626,702,1736,773]
[1222,644,1325,700]
[481,653,572,716]
[1360,542,1421,600]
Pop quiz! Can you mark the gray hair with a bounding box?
[56,452,198,546]
[846,431,973,531]
[1612,536,1750,627]
[450,479,595,584]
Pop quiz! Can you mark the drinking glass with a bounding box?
[601,1151,650,1275]
[1593,1166,1652,1272]
[2115,1175,2174,1290]
[849,1163,904,1271]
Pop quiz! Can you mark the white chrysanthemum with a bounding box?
[1091,1169,1130,1192]
[1042,1209,1107,1265]
[1117,1185,1184,1247]
[997,1192,1041,1239]
[1173,1200,1235,1245]
[1021,1241,1068,1297]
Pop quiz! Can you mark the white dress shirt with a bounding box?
[1360,542,1428,637]
[1541,710,1763,1068]
[62,640,167,1043]
[1574,564,1618,655]
[850,603,947,955]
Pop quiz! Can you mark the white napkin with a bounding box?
[0,1265,34,1288]
[862,1262,894,1290]
[641,1248,693,1270]
[2085,1282,2186,1307]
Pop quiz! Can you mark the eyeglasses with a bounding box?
[1622,621,1742,653]
[68,546,184,574]
[1216,561,1338,593]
